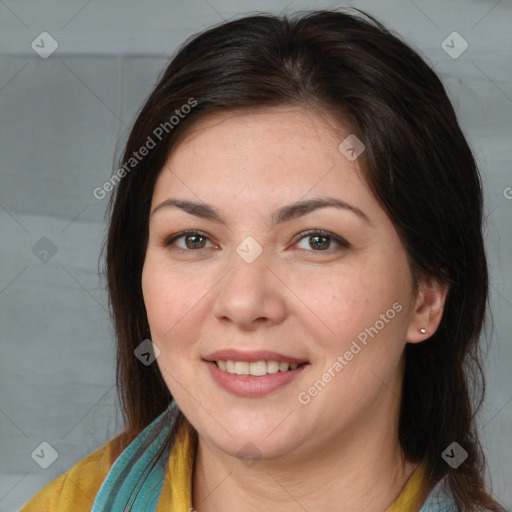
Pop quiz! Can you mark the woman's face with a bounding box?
[142,107,422,463]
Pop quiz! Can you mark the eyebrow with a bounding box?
[150,197,371,226]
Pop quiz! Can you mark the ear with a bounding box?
[406,276,449,343]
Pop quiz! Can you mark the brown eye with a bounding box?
[164,230,214,250]
[183,234,207,249]
[295,230,349,252]
[309,234,330,250]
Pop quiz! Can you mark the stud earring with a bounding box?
[419,328,427,334]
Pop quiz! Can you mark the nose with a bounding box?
[212,246,287,331]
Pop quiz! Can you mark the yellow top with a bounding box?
[20,420,428,511]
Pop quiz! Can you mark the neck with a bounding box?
[191,380,419,512]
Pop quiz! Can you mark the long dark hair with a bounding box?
[102,9,502,511]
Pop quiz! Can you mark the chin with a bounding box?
[211,431,298,462]
[192,410,307,460]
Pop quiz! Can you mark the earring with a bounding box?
[419,328,427,334]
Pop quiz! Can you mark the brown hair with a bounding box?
[102,8,503,510]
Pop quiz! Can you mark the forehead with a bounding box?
[154,107,370,200]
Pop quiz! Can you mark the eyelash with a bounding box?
[162,229,350,253]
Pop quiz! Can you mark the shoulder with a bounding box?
[19,438,116,511]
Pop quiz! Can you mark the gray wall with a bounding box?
[0,0,510,510]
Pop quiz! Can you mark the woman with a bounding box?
[21,8,507,512]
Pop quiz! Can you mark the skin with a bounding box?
[141,107,448,512]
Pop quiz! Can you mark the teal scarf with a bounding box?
[418,482,458,511]
[91,400,178,511]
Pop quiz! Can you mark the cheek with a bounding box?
[287,268,372,334]
[143,258,198,331]
[142,263,172,333]
[142,263,196,389]
[289,264,411,358]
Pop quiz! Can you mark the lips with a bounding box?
[203,349,309,398]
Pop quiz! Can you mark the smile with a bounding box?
[207,360,308,398]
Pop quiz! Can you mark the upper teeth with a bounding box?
[216,360,299,376]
